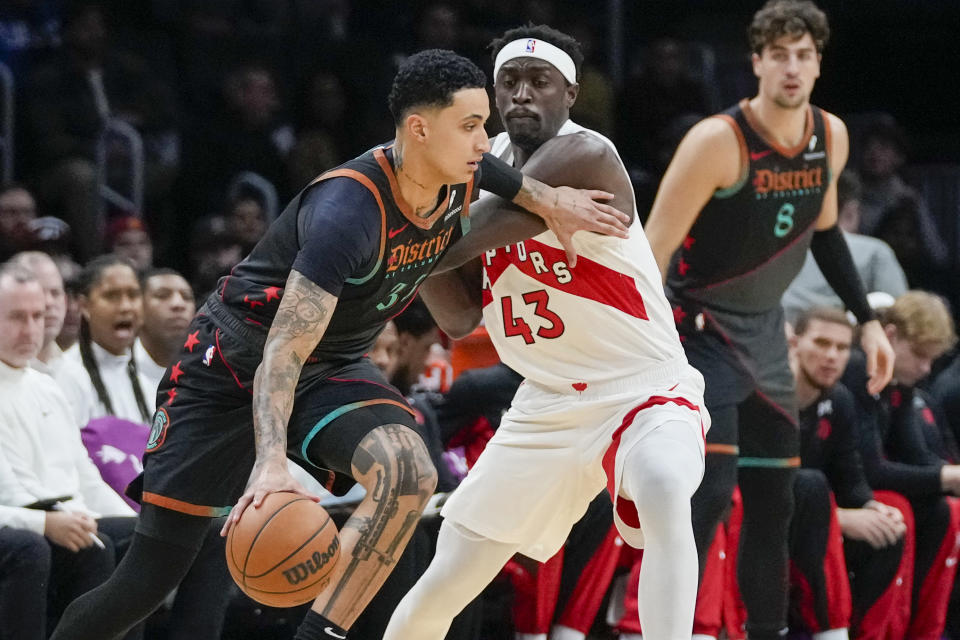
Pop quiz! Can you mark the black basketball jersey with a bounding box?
[798,384,873,508]
[667,100,832,313]
[212,145,473,367]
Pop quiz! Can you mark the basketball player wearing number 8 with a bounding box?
[641,2,894,638]
[385,25,711,640]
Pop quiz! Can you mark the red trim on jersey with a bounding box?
[485,238,649,320]
[688,216,817,296]
[715,113,749,185]
[740,99,814,159]
[314,167,388,275]
[601,395,703,529]
[214,329,252,395]
[374,147,452,229]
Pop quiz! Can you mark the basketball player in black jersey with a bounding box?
[643,2,894,638]
[50,49,629,640]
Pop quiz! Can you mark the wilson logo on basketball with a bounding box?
[282,536,341,585]
[752,167,823,194]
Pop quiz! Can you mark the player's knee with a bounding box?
[740,466,796,523]
[633,456,697,512]
[360,425,438,503]
[792,468,832,527]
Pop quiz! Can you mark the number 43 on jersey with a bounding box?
[501,289,565,344]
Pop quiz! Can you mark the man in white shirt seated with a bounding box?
[9,251,70,378]
[0,262,128,636]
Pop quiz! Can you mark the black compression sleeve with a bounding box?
[810,225,875,324]
[478,153,523,200]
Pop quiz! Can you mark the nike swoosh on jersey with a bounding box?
[388,223,410,239]
[749,149,773,161]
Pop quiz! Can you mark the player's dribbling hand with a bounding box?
[859,320,895,395]
[220,460,321,537]
[539,186,630,267]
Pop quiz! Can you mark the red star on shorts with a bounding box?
[673,305,687,325]
[682,235,696,250]
[166,388,178,404]
[677,257,690,276]
[183,331,200,352]
[263,286,283,302]
[244,295,264,309]
[169,360,184,384]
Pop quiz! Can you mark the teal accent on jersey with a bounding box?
[300,398,410,466]
[714,171,748,199]
[737,456,801,468]
[302,401,370,464]
[345,258,382,285]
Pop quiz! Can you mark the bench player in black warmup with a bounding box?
[51,49,629,640]
[643,2,894,638]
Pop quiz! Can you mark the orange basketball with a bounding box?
[226,492,340,608]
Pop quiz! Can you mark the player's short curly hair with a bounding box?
[489,24,584,83]
[749,0,830,55]
[388,49,486,126]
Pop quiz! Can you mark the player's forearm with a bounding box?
[435,200,544,273]
[421,260,483,338]
[252,353,302,464]
[252,270,338,464]
[810,226,874,324]
[510,174,555,217]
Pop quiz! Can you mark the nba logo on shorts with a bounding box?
[525,39,536,52]
[203,344,215,366]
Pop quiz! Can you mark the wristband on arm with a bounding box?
[810,225,876,324]
[478,153,523,200]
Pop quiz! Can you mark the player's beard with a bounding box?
[509,131,547,158]
[506,119,548,157]
[773,91,808,110]
[799,362,832,392]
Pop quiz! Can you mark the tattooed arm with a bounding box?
[221,269,338,535]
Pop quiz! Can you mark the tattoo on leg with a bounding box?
[319,425,433,616]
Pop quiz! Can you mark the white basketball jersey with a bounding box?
[480,120,687,389]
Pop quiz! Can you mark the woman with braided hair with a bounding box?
[55,254,153,427]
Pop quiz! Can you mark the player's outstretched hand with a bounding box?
[539,186,630,267]
[860,320,895,395]
[220,460,321,537]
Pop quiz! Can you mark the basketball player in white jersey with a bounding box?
[384,26,709,640]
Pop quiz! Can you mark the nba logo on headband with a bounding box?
[494,37,577,84]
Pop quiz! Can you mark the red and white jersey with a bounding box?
[480,120,687,389]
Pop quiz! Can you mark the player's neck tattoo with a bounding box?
[398,165,428,192]
[394,141,405,171]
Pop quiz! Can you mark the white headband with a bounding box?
[493,38,577,85]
